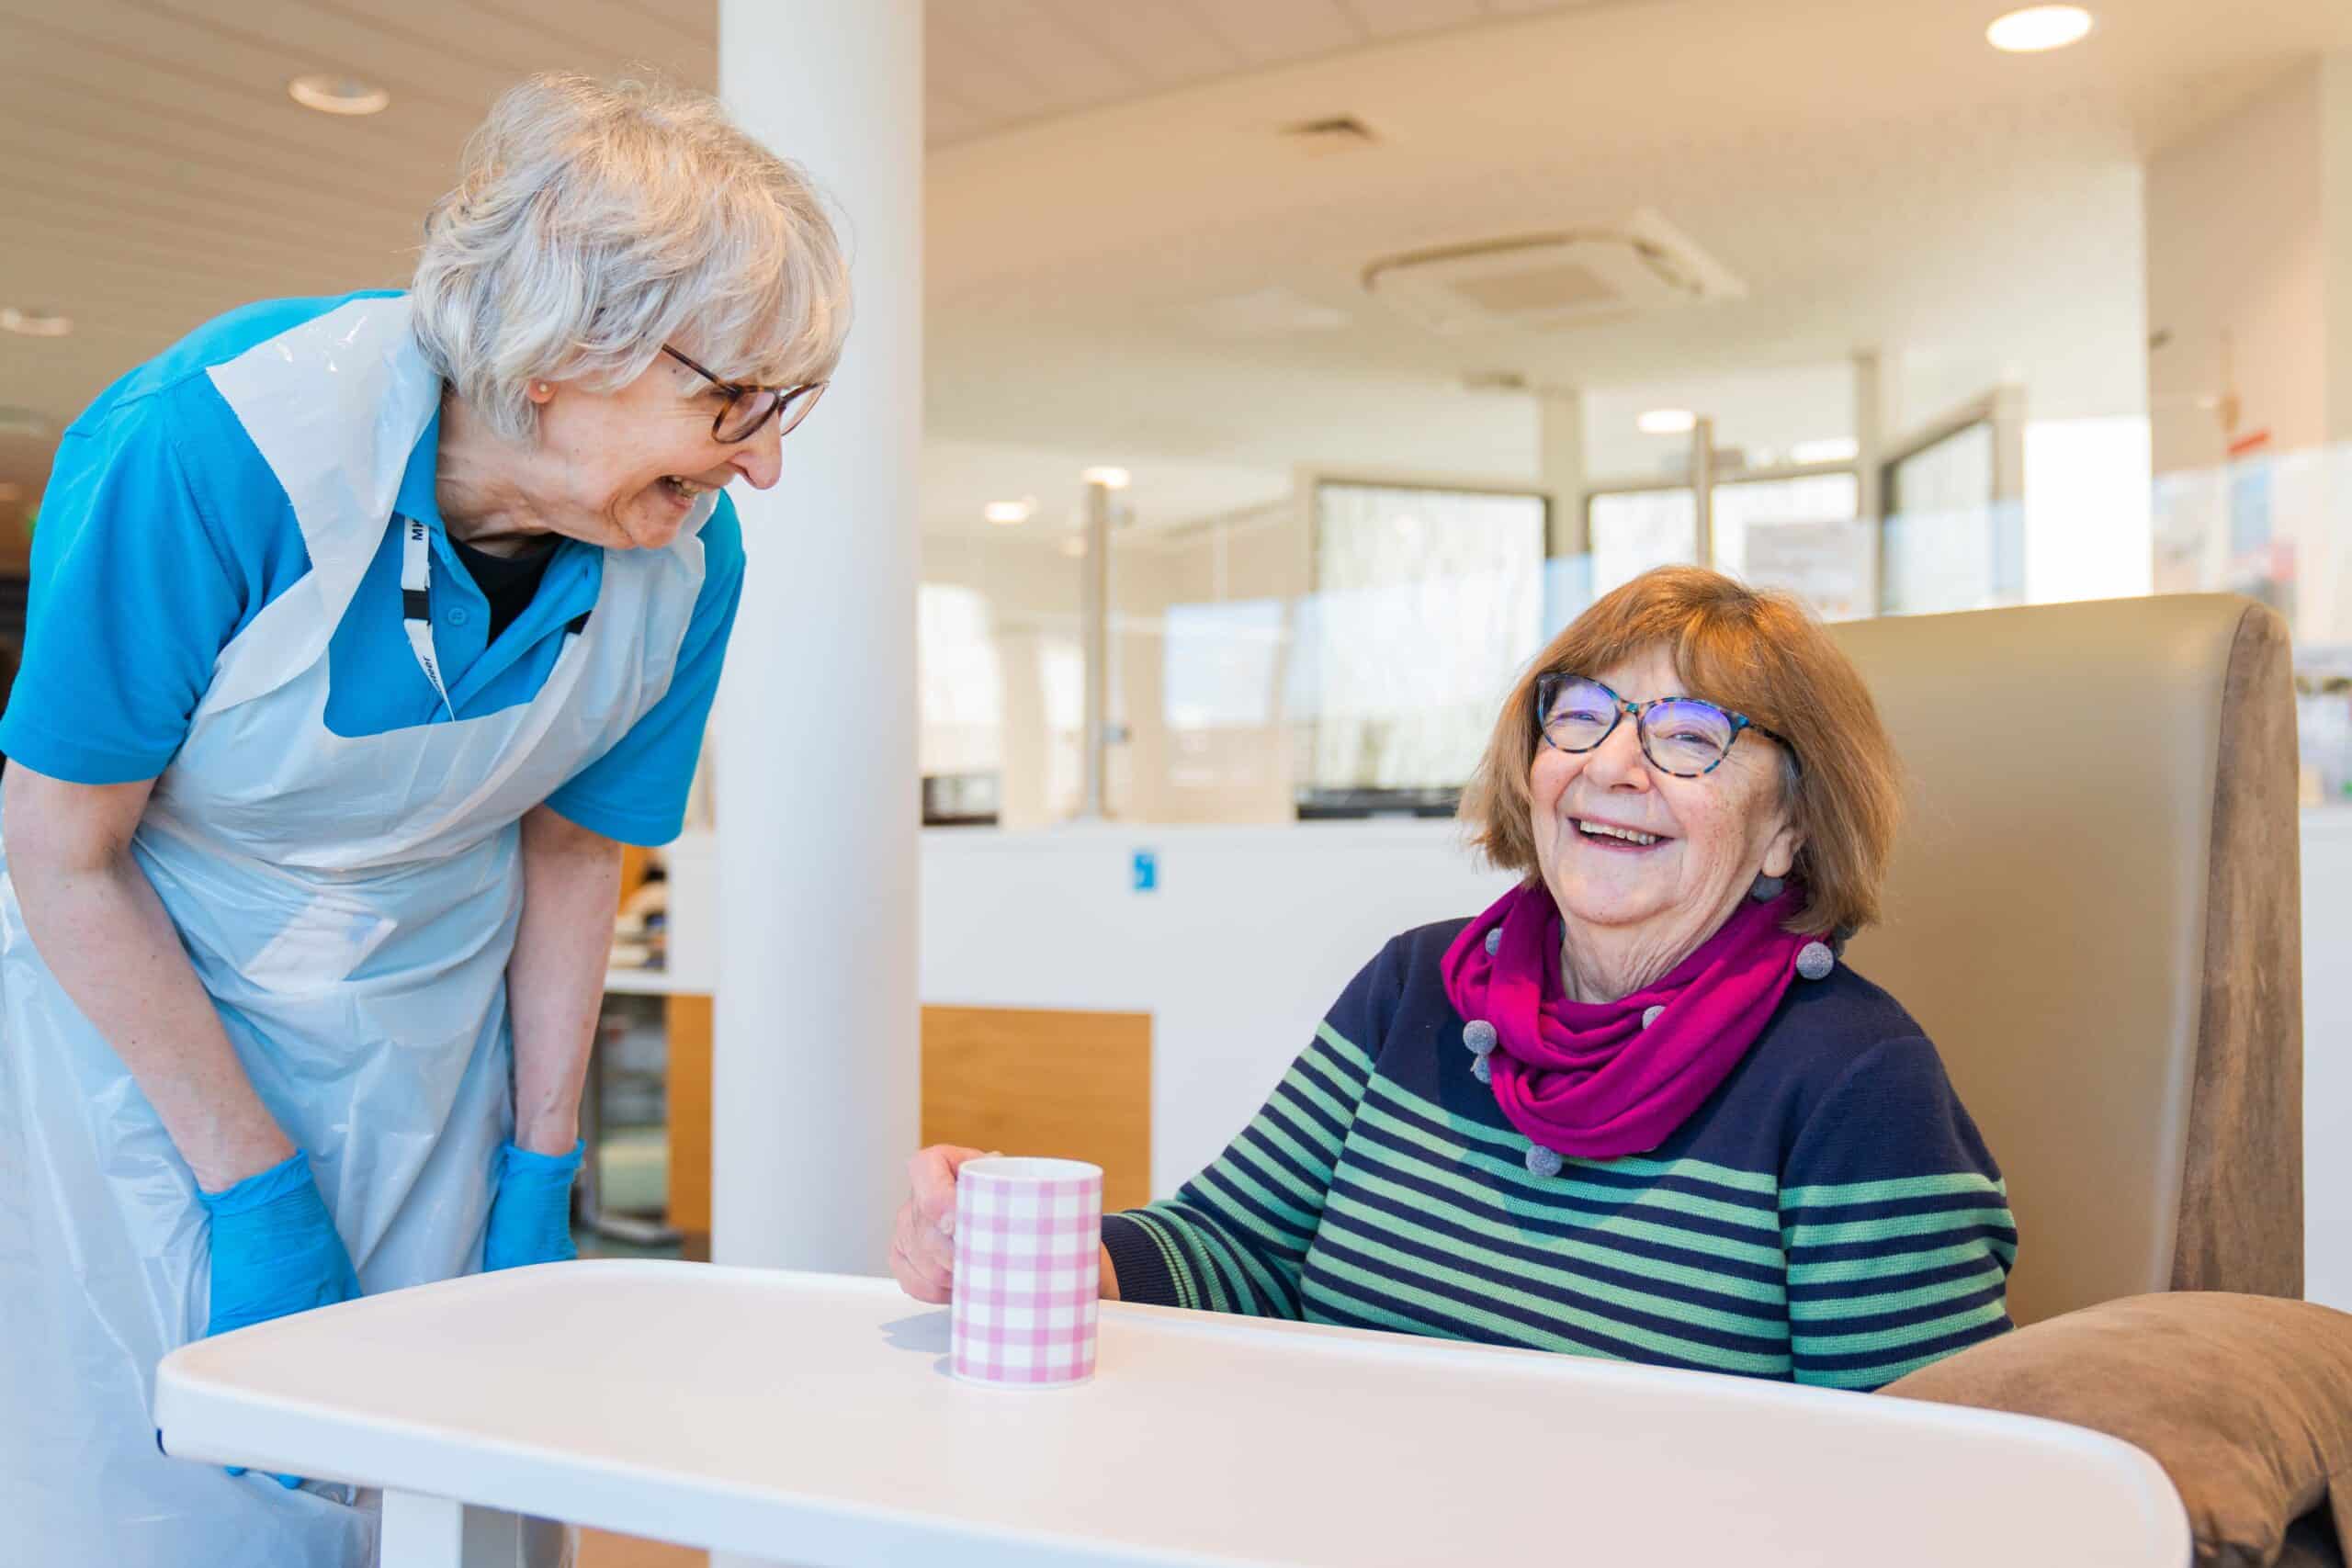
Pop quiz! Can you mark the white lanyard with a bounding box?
[397,515,592,722]
[400,514,455,719]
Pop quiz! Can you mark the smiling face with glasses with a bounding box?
[462,342,831,557]
[1529,646,1805,998]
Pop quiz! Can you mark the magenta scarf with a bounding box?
[1441,880,1815,1163]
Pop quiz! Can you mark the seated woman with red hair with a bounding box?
[893,566,2014,1392]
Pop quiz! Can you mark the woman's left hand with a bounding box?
[482,1139,585,1271]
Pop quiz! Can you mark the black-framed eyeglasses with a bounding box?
[1535,672,1795,778]
[662,344,828,444]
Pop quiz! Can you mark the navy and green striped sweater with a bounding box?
[1101,919,2016,1390]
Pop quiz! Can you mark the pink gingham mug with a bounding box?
[950,1156,1103,1387]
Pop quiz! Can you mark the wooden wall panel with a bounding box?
[921,1006,1152,1213]
[664,993,714,1237]
[660,1001,1153,1236]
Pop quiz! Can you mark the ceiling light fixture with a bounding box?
[984,498,1036,526]
[288,73,391,116]
[1080,467,1131,491]
[1792,437,1861,465]
[1986,6,2094,53]
[0,308,73,338]
[1637,408,1697,435]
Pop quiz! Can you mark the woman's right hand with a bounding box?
[196,1150,362,1488]
[888,1144,989,1303]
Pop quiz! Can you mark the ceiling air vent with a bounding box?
[1282,114,1379,155]
[1362,209,1744,335]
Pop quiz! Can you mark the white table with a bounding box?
[154,1259,2188,1567]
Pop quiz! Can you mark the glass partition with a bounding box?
[1589,487,1694,594]
[1882,420,2022,615]
[917,438,2352,824]
[1295,480,1547,815]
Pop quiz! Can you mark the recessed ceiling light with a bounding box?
[1986,6,2093,53]
[288,73,391,116]
[1792,437,1861,464]
[984,498,1036,526]
[1637,408,1697,435]
[1080,467,1131,491]
[0,308,73,337]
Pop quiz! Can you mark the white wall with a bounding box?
[2303,811,2352,1312]
[2146,62,2328,474]
[2022,417,2154,604]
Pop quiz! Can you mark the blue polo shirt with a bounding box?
[0,293,743,847]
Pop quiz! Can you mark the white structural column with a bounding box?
[713,1,922,1280]
[1537,389,1586,559]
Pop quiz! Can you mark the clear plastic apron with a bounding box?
[0,296,711,1566]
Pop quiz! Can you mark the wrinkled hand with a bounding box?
[198,1150,362,1487]
[888,1145,989,1303]
[483,1139,584,1272]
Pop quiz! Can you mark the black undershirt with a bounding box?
[449,535,558,644]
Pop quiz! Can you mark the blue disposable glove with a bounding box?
[482,1139,584,1272]
[197,1150,362,1487]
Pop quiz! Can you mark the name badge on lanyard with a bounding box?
[397,514,591,722]
[401,517,455,719]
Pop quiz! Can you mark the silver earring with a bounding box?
[1749,873,1784,901]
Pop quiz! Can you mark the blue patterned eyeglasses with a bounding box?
[1535,672,1795,778]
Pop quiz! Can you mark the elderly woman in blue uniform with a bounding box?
[0,76,847,1564]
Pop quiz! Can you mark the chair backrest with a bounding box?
[1829,594,2302,1327]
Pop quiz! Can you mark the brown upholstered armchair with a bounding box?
[1829,597,2347,1567]
[1831,593,2301,1325]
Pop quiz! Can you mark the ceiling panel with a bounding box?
[926,6,1104,122]
[926,0,1589,141]
[1,96,416,207]
[923,85,997,146]
[959,0,1148,101]
[1177,0,1366,68]
[468,0,703,62]
[1339,0,1492,43]
[1031,0,1246,90]
[140,0,562,107]
[24,3,477,120]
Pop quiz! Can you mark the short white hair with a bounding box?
[411,73,852,442]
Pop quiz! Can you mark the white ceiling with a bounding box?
[4,0,2350,539]
[919,0,2352,536]
[925,0,1614,144]
[0,0,1596,432]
